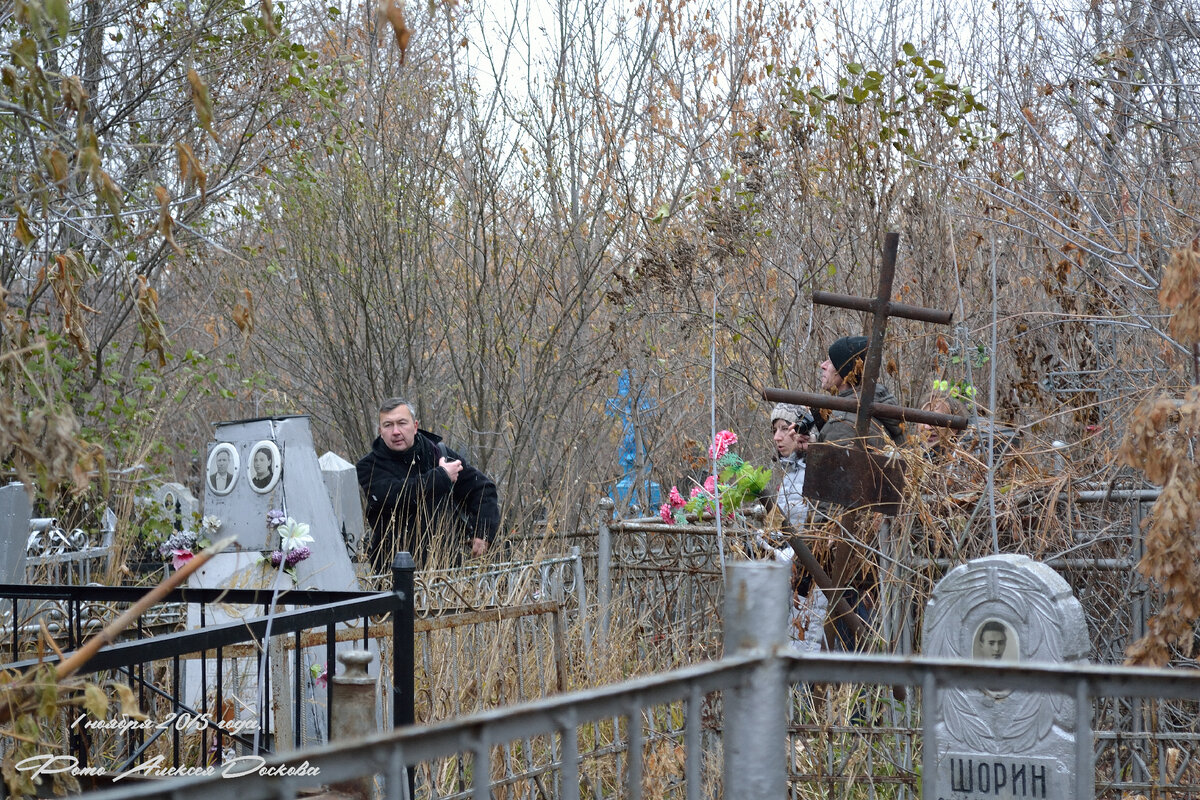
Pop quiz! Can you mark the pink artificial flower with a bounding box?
[690,486,702,499]
[171,549,194,570]
[310,662,329,688]
[659,503,675,524]
[708,430,738,460]
[703,475,717,494]
[668,486,686,508]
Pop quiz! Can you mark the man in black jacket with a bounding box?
[356,398,500,572]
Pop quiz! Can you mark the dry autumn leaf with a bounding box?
[176,142,208,201]
[43,147,68,188]
[154,185,184,255]
[378,0,411,63]
[233,288,254,339]
[135,274,169,367]
[187,68,215,138]
[14,203,36,247]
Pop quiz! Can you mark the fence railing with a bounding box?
[2,551,587,786]
[65,561,1200,800]
[593,498,749,662]
[23,512,117,585]
[1,578,404,773]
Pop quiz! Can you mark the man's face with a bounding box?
[820,358,843,392]
[214,451,230,475]
[772,420,809,458]
[379,405,419,452]
[980,630,1007,659]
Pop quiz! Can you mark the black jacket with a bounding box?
[356,429,500,569]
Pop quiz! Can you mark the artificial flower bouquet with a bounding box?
[659,430,772,525]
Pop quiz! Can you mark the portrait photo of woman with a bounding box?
[248,440,282,494]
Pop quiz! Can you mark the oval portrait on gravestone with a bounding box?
[247,440,282,494]
[973,618,1019,663]
[206,443,239,496]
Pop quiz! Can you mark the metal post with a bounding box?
[921,672,938,800]
[391,551,416,799]
[330,650,377,800]
[722,561,789,798]
[570,545,592,659]
[1131,500,1148,785]
[596,498,614,646]
[1075,678,1094,800]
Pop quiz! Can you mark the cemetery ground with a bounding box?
[4,413,1200,799]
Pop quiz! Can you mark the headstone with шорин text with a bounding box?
[922,553,1091,800]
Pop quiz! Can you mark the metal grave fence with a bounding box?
[63,562,1200,800]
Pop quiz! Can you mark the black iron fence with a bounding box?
[0,556,416,778]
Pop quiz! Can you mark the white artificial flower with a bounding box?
[278,518,314,553]
[200,515,223,534]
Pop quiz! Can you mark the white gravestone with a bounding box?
[318,451,365,561]
[923,554,1091,800]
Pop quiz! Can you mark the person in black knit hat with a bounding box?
[811,335,905,652]
[816,335,905,447]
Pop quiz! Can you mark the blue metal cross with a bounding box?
[605,370,661,514]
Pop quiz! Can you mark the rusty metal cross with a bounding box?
[760,231,970,656]
[763,231,968,513]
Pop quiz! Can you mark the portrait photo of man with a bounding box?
[973,619,1018,662]
[207,444,239,496]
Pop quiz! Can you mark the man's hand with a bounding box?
[470,537,489,557]
[438,457,462,482]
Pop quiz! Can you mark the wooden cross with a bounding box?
[763,231,968,514]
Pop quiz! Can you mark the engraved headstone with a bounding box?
[195,415,358,590]
[0,483,31,584]
[923,554,1091,799]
